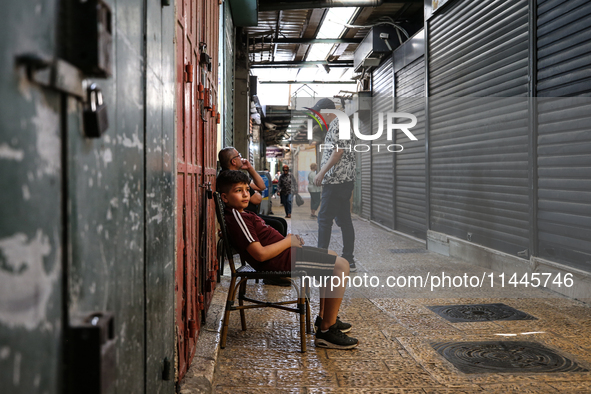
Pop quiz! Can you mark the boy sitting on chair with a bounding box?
[217,170,358,349]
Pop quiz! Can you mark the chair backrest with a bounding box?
[213,191,238,275]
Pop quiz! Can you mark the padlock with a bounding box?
[83,84,109,138]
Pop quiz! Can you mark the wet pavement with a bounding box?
[206,196,591,393]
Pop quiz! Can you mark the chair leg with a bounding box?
[220,275,238,349]
[305,283,312,334]
[216,239,224,283]
[238,279,247,331]
[299,283,306,353]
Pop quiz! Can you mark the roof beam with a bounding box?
[260,0,385,12]
[331,6,374,58]
[250,60,353,68]
[258,80,356,84]
[272,10,282,62]
[251,38,363,45]
[294,8,326,62]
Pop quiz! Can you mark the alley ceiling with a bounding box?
[246,0,424,69]
[243,0,424,145]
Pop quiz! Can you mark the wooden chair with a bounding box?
[213,191,311,352]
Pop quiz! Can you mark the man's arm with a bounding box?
[314,149,344,186]
[250,191,262,205]
[246,234,303,262]
[240,159,266,191]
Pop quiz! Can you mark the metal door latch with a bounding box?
[67,312,116,394]
[83,83,109,138]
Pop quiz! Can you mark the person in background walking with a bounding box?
[278,165,296,218]
[308,163,322,218]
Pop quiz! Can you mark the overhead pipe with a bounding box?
[259,0,385,12]
[250,37,363,45]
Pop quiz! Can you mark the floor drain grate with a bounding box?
[389,248,428,254]
[427,303,536,323]
[432,341,589,374]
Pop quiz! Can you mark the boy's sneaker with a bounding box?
[344,256,358,272]
[315,324,359,349]
[314,316,352,333]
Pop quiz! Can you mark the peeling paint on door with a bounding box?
[0,230,59,329]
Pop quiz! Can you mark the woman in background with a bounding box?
[308,163,322,218]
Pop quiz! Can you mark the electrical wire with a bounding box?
[330,17,410,41]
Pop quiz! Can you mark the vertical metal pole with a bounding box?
[424,3,432,239]
[60,93,69,394]
[528,0,538,258]
[391,54,397,231]
[369,71,374,221]
[142,0,148,389]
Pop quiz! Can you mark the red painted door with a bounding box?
[199,0,219,318]
[175,0,219,380]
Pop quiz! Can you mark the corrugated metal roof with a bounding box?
[244,2,424,144]
[246,3,422,65]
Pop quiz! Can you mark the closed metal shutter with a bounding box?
[359,114,372,220]
[395,56,426,240]
[371,56,395,228]
[428,0,531,255]
[537,99,591,271]
[224,1,234,147]
[429,0,529,97]
[536,0,591,271]
[537,0,591,97]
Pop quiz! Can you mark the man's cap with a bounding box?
[311,98,336,112]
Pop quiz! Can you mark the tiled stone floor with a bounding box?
[211,197,591,393]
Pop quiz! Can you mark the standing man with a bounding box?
[278,165,296,218]
[313,98,358,272]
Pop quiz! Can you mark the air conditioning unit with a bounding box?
[353,25,399,72]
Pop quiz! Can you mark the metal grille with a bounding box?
[395,55,427,240]
[427,0,531,256]
[427,303,536,322]
[432,341,589,374]
[371,56,395,228]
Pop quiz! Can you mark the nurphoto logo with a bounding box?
[305,108,419,153]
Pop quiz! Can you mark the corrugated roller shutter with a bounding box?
[224,2,234,147]
[358,114,372,220]
[537,0,591,97]
[395,56,426,240]
[429,0,529,97]
[537,98,591,271]
[536,0,591,270]
[371,57,395,228]
[428,0,531,255]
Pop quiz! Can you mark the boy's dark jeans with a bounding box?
[317,181,355,260]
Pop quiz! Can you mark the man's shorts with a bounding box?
[292,246,336,278]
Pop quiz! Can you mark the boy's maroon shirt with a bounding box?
[223,207,291,271]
